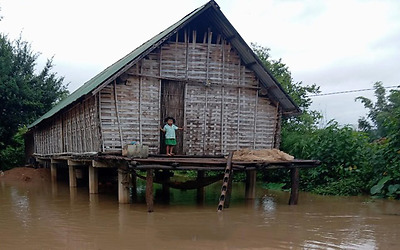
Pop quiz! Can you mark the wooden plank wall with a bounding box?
[33,96,101,154]
[99,29,280,155]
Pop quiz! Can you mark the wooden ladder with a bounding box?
[217,152,233,211]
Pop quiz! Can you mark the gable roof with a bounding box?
[29,0,299,129]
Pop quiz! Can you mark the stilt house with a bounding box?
[26,0,299,158]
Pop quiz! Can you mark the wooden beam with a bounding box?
[91,160,109,168]
[203,87,208,154]
[289,168,300,205]
[139,65,143,144]
[146,169,154,212]
[67,160,86,166]
[98,92,105,152]
[253,90,258,149]
[220,40,225,154]
[126,73,260,90]
[113,80,124,148]
[50,159,65,164]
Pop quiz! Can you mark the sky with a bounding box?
[1,0,399,127]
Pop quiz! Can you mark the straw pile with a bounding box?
[233,148,294,162]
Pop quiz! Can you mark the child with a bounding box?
[160,117,183,156]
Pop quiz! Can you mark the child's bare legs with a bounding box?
[166,145,171,156]
[169,146,175,155]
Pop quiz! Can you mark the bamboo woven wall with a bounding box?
[33,29,280,156]
[33,96,101,155]
[99,29,280,155]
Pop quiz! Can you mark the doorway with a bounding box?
[160,80,185,154]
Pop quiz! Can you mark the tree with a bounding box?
[251,43,321,132]
[356,82,400,198]
[355,81,396,139]
[0,34,68,169]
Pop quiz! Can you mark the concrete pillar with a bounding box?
[118,168,130,204]
[50,163,57,183]
[131,171,137,202]
[68,165,77,188]
[89,165,98,194]
[245,170,256,199]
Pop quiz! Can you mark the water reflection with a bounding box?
[10,186,31,229]
[0,179,400,249]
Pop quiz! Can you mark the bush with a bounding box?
[0,127,26,171]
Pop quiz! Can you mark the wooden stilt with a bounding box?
[196,170,205,203]
[245,170,256,199]
[131,170,137,202]
[160,170,170,203]
[89,165,98,194]
[146,169,154,212]
[118,168,130,203]
[50,163,57,183]
[289,168,299,205]
[68,165,77,188]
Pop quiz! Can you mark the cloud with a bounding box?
[2,0,399,126]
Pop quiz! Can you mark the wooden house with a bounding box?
[26,0,299,158]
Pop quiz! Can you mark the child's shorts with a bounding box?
[165,139,177,146]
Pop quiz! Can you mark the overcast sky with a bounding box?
[1,0,399,127]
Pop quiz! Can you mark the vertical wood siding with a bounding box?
[33,96,100,155]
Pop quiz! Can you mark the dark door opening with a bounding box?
[160,80,185,155]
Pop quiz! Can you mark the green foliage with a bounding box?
[0,127,27,170]
[0,33,68,170]
[370,176,391,195]
[251,43,321,131]
[356,82,394,139]
[252,44,400,200]
[282,121,375,195]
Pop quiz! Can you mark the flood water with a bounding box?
[1,179,400,250]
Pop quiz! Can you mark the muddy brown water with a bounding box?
[1,179,400,250]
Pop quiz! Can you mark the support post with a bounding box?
[131,170,137,202]
[196,170,205,203]
[50,163,57,183]
[245,170,256,199]
[289,168,299,205]
[146,169,154,212]
[118,168,130,204]
[161,170,170,203]
[89,165,98,194]
[68,165,77,188]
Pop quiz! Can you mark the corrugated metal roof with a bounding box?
[29,0,299,129]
